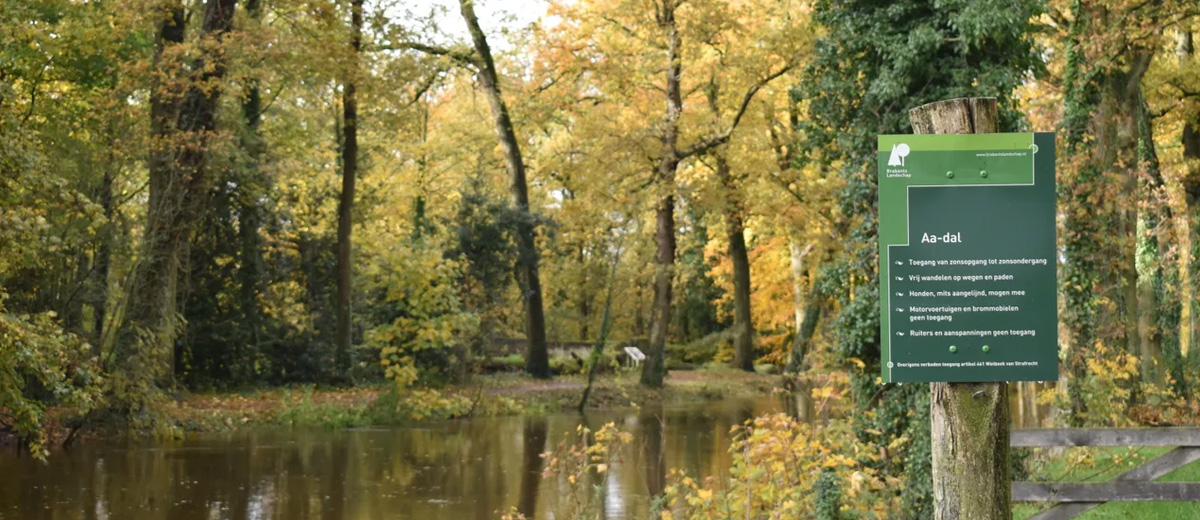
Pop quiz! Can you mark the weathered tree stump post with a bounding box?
[909,97,1011,520]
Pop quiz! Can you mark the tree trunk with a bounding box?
[578,245,590,342]
[785,239,817,373]
[930,381,1010,520]
[909,97,1010,520]
[93,140,115,349]
[1059,3,1157,420]
[641,192,675,388]
[634,283,646,338]
[787,278,822,374]
[115,0,237,391]
[1059,0,1099,424]
[637,0,785,385]
[787,286,822,374]
[1180,31,1199,363]
[116,0,186,386]
[1098,48,1155,402]
[237,0,265,380]
[459,0,551,379]
[702,82,755,372]
[717,153,754,372]
[789,239,808,337]
[1135,88,1166,387]
[334,0,362,384]
[641,0,684,388]
[1114,80,1142,363]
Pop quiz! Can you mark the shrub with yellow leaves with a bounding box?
[1035,341,1195,428]
[499,414,904,520]
[659,413,899,519]
[363,243,479,388]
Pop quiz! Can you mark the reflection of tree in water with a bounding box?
[518,417,548,517]
[0,398,787,519]
[639,404,666,499]
[324,436,349,520]
[677,408,705,479]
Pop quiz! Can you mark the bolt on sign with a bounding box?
[878,133,1058,383]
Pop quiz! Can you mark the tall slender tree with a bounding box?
[458,0,552,379]
[703,83,754,372]
[335,0,364,382]
[1180,30,1200,363]
[237,0,267,382]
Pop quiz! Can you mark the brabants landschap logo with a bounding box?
[886,143,911,178]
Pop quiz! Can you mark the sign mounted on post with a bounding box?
[878,132,1057,383]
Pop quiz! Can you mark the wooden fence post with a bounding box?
[909,97,1011,520]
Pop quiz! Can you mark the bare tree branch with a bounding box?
[678,64,793,159]
[407,66,450,106]
[376,41,478,67]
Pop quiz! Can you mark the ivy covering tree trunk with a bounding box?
[237,0,267,383]
[1059,0,1169,419]
[1181,31,1200,366]
[803,1,1038,516]
[1136,90,1169,388]
[114,0,237,398]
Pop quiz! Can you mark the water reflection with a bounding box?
[518,418,547,517]
[1010,381,1053,429]
[0,397,786,520]
[639,403,666,500]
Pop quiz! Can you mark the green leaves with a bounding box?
[0,296,102,459]
[803,0,1042,513]
[364,241,479,388]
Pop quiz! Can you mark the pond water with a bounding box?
[0,396,797,520]
[0,381,1053,520]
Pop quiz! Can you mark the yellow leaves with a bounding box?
[820,454,855,468]
[363,243,480,388]
[886,435,910,453]
[811,385,837,400]
[498,507,527,520]
[644,414,900,518]
[535,420,633,519]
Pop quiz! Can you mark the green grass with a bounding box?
[1015,446,1200,519]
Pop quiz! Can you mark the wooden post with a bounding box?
[909,97,1012,520]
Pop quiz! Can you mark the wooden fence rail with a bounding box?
[1011,428,1200,520]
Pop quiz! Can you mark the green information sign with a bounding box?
[878,132,1058,383]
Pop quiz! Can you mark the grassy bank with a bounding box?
[168,369,780,431]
